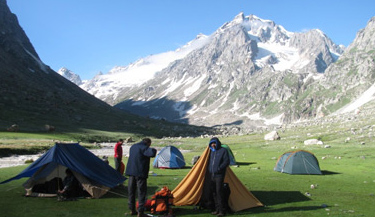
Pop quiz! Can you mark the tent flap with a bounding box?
[172,147,210,205]
[172,147,263,212]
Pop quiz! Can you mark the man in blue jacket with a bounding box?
[125,138,157,217]
[208,137,230,216]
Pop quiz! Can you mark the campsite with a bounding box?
[1,0,375,216]
[1,110,375,217]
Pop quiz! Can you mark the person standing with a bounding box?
[208,137,230,217]
[114,139,124,173]
[125,138,157,217]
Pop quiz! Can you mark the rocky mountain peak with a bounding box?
[347,16,375,52]
[232,12,246,24]
[320,16,375,92]
[57,67,82,86]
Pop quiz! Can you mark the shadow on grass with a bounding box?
[102,185,161,199]
[235,205,325,215]
[263,205,325,212]
[172,202,325,216]
[322,170,341,175]
[235,162,257,166]
[154,166,193,170]
[231,191,324,215]
[251,191,311,206]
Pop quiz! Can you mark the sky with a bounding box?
[7,0,375,80]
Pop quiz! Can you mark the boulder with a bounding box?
[264,131,281,141]
[191,155,200,165]
[304,139,323,145]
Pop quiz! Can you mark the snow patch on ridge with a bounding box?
[184,75,206,97]
[336,83,375,114]
[255,42,303,71]
[173,101,187,118]
[24,48,48,74]
[240,112,283,125]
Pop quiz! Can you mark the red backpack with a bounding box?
[150,186,173,215]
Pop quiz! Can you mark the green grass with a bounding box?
[1,124,375,217]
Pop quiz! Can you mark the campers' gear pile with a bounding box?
[151,186,174,215]
[1,143,126,198]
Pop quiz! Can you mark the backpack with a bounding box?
[150,186,174,215]
[223,182,232,214]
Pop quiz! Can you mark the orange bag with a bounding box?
[120,162,125,175]
[150,186,173,215]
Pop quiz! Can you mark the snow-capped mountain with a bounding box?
[77,34,210,105]
[111,13,345,128]
[58,13,375,130]
[57,67,82,86]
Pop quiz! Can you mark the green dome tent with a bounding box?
[274,150,322,175]
[221,144,237,165]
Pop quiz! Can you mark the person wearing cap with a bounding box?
[207,137,230,216]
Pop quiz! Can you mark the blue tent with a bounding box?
[1,143,126,198]
[153,146,185,169]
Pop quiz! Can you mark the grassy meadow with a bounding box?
[0,119,375,217]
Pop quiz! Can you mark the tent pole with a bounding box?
[57,165,60,191]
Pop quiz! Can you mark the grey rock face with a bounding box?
[112,13,346,128]
[289,29,342,73]
[300,17,375,119]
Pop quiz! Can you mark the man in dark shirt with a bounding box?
[125,138,157,217]
[207,137,230,216]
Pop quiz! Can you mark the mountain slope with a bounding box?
[0,0,130,132]
[304,16,375,117]
[0,0,212,137]
[80,34,210,105]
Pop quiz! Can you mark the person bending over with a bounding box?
[125,138,157,217]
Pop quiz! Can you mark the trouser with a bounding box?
[128,176,147,213]
[114,157,121,172]
[210,176,225,213]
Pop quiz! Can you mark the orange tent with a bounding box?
[172,147,263,212]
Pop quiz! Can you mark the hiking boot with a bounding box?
[137,212,148,217]
[211,211,219,215]
[127,211,137,216]
[217,212,225,217]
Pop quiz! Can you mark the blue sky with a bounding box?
[7,0,375,80]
